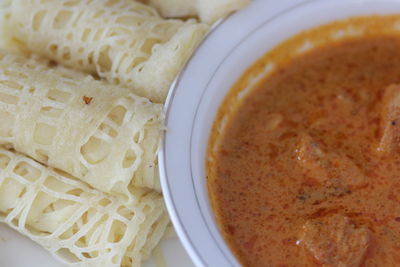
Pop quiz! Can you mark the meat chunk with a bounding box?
[295,134,364,188]
[296,133,329,182]
[299,214,371,267]
[377,84,400,153]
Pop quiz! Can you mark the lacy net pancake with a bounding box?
[2,0,208,103]
[0,51,163,200]
[140,0,250,24]
[0,148,169,267]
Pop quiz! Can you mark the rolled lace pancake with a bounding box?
[196,0,250,24]
[0,149,169,267]
[139,0,197,19]
[141,0,250,24]
[0,51,163,200]
[3,0,208,103]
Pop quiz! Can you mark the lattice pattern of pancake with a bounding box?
[0,149,169,267]
[5,0,208,103]
[0,51,164,200]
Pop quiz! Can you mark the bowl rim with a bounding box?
[159,1,311,266]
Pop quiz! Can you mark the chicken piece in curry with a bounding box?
[300,214,371,267]
[208,33,400,266]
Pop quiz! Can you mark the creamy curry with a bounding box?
[208,18,400,267]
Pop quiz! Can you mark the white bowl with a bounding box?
[159,0,400,266]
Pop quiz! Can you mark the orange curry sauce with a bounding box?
[208,17,400,267]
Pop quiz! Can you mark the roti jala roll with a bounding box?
[2,0,208,103]
[140,0,250,24]
[0,51,163,201]
[0,148,169,267]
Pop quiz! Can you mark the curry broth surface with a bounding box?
[208,21,400,267]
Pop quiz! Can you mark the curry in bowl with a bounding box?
[207,16,400,266]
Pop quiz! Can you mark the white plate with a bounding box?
[0,223,194,267]
[159,0,400,266]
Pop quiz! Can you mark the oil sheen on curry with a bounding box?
[207,16,400,267]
